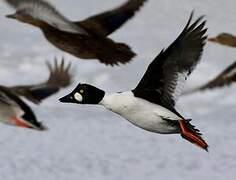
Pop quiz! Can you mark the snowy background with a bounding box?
[0,0,236,179]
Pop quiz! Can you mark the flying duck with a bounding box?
[183,61,236,95]
[4,0,148,66]
[208,33,236,47]
[0,58,72,130]
[59,12,209,151]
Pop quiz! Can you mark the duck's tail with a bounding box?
[97,43,136,66]
[179,120,208,151]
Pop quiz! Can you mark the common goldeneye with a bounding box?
[60,12,209,151]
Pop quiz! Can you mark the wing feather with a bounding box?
[133,12,207,111]
[77,0,147,36]
[9,58,73,104]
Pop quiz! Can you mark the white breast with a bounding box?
[100,92,180,134]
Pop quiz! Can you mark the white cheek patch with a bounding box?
[74,92,83,102]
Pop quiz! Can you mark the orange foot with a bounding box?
[11,117,31,129]
[179,120,208,151]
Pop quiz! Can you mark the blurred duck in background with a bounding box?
[0,58,72,130]
[4,0,148,66]
[183,61,236,95]
[209,33,236,47]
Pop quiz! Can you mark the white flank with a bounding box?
[100,91,180,134]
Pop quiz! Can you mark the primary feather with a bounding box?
[133,12,207,111]
[78,0,148,36]
[9,57,73,104]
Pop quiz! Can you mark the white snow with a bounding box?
[0,0,236,180]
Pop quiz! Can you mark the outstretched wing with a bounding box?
[183,61,236,95]
[77,0,147,36]
[4,0,88,34]
[9,58,73,104]
[132,12,207,111]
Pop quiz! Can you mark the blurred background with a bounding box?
[0,0,236,179]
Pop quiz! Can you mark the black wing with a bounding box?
[132,12,207,111]
[9,58,73,104]
[76,0,147,36]
[183,61,236,95]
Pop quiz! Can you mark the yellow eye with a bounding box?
[80,89,84,94]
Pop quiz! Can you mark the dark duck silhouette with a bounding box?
[183,61,236,95]
[208,33,236,47]
[60,12,209,151]
[0,58,72,130]
[4,0,148,65]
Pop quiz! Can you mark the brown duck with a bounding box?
[0,58,72,130]
[4,0,148,66]
[208,33,236,47]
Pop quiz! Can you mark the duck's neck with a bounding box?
[99,91,133,110]
[99,93,113,108]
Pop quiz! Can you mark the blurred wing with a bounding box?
[77,0,147,36]
[4,0,88,34]
[0,88,18,106]
[132,12,207,110]
[9,58,73,104]
[184,61,236,94]
[4,0,18,7]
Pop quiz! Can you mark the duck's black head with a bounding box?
[59,83,105,105]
